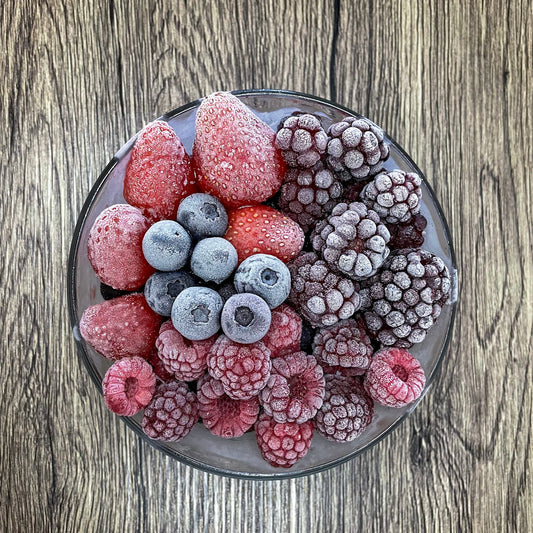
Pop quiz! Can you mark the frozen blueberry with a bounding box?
[233,254,291,309]
[216,280,238,302]
[221,293,272,344]
[171,286,223,341]
[142,220,192,271]
[177,193,228,240]
[144,271,195,316]
[190,237,238,284]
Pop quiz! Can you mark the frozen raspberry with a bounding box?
[102,357,156,416]
[255,413,314,468]
[388,213,427,250]
[142,381,199,441]
[360,170,422,224]
[288,252,360,327]
[260,351,325,423]
[124,120,197,222]
[315,375,374,442]
[87,204,155,291]
[326,116,390,181]
[311,201,391,280]
[275,113,328,168]
[364,347,425,407]
[278,163,344,233]
[197,374,259,438]
[261,304,302,357]
[207,336,272,400]
[156,321,216,381]
[312,319,372,373]
[80,293,162,360]
[361,249,451,347]
[224,205,305,264]
[193,92,285,208]
[146,348,174,382]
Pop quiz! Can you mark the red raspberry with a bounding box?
[207,335,272,400]
[197,374,259,438]
[260,351,325,423]
[156,321,216,381]
[123,120,197,222]
[224,205,305,263]
[364,347,426,407]
[193,92,285,208]
[87,204,155,291]
[261,304,302,358]
[80,293,162,360]
[255,413,314,468]
[314,375,374,442]
[146,348,174,382]
[312,319,373,373]
[102,357,156,416]
[142,381,199,442]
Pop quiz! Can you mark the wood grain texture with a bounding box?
[1,0,531,531]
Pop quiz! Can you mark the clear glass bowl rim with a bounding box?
[67,89,458,480]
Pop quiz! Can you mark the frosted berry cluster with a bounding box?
[78,92,452,469]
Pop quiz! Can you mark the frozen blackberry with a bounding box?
[287,252,361,327]
[260,351,325,424]
[360,170,422,224]
[142,381,199,442]
[275,113,328,168]
[315,375,374,442]
[310,202,390,280]
[361,249,451,348]
[326,117,390,181]
[278,162,344,233]
[388,213,427,250]
[312,319,373,373]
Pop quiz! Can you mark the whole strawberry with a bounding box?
[193,92,286,208]
[224,205,304,263]
[124,120,197,222]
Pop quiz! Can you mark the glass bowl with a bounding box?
[68,89,457,479]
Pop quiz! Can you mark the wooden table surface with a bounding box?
[1,1,532,531]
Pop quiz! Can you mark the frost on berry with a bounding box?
[260,351,325,423]
[197,374,259,438]
[255,413,314,468]
[315,375,374,442]
[261,304,302,357]
[364,348,426,408]
[142,381,199,441]
[102,357,156,416]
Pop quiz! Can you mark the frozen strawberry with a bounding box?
[88,204,155,291]
[80,293,162,360]
[124,120,197,222]
[224,205,304,263]
[193,92,285,208]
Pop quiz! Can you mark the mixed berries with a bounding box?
[79,92,452,469]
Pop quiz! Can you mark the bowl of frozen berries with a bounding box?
[68,90,457,478]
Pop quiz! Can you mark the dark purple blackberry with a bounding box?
[361,249,452,348]
[388,213,427,250]
[314,375,374,442]
[275,114,328,168]
[326,117,390,181]
[310,202,390,280]
[344,179,372,203]
[312,319,373,373]
[360,170,422,224]
[278,162,344,233]
[287,252,360,327]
